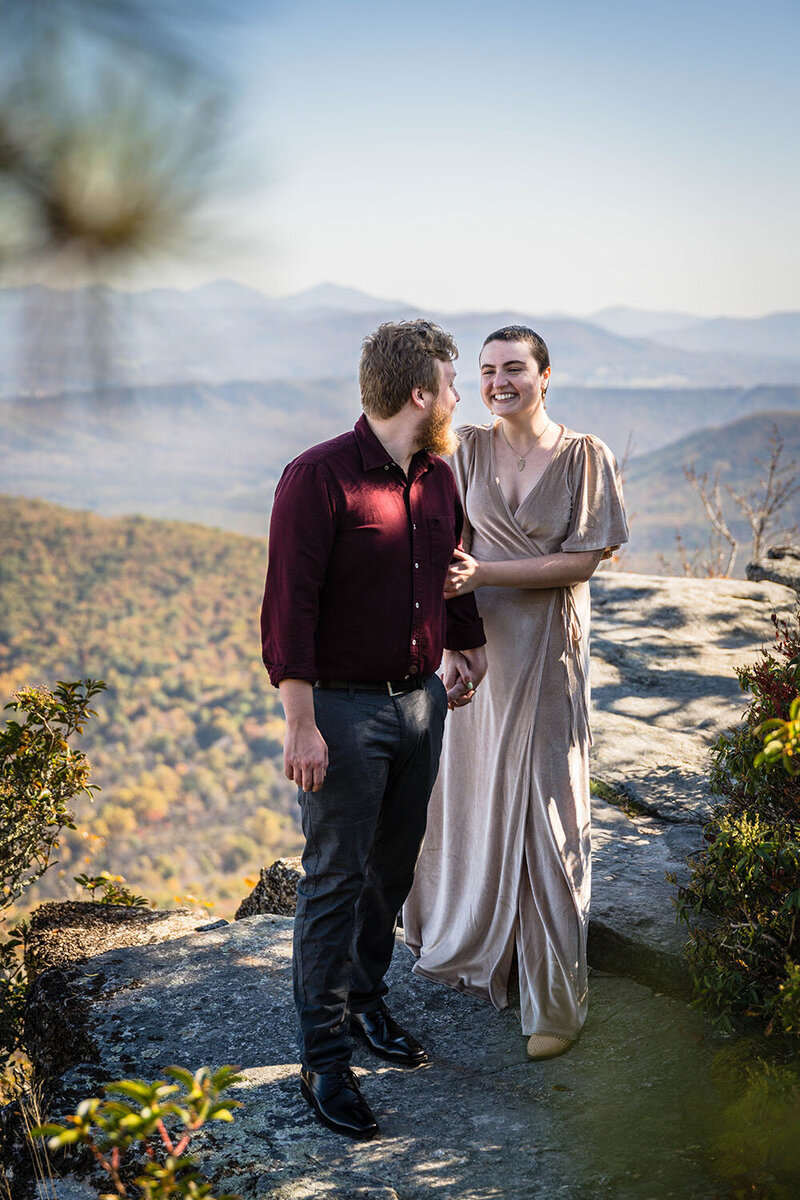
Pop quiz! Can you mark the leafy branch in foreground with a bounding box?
[33,1065,243,1200]
[1,679,105,1062]
[1,680,106,907]
[755,695,800,776]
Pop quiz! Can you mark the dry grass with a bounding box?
[0,1059,59,1200]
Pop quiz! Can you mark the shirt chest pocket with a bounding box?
[427,516,455,567]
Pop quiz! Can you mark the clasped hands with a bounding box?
[442,645,487,710]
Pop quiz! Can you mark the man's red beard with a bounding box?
[418,401,460,457]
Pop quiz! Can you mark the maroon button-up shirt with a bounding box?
[261,415,485,686]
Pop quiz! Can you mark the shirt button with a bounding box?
[414,562,419,569]
[415,602,420,609]
[409,666,419,675]
[411,639,417,646]
[384,464,389,470]
[413,523,416,530]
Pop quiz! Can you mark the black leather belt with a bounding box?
[315,676,430,696]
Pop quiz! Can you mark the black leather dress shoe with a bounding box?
[350,1003,428,1066]
[300,1068,379,1140]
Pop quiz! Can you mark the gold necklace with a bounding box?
[499,419,551,471]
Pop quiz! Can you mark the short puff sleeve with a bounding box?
[560,434,629,559]
[447,424,480,554]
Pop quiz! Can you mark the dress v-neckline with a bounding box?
[489,422,567,522]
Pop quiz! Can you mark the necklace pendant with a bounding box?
[517,458,526,471]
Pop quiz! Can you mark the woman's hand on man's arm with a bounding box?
[446,548,603,595]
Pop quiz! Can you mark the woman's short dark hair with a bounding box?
[481,325,550,376]
[360,320,457,419]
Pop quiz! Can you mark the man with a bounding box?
[260,320,487,1140]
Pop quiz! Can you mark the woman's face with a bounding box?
[479,339,550,419]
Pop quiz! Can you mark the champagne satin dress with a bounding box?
[404,424,628,1039]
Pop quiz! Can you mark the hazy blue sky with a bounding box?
[151,0,799,316]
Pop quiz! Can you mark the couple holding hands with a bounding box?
[260,318,628,1140]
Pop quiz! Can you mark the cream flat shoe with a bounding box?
[526,1034,573,1060]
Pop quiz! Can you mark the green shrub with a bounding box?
[675,613,800,1035]
[33,1065,243,1200]
[0,679,105,1061]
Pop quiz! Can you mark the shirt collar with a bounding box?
[354,413,434,475]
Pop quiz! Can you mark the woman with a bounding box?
[404,325,628,1060]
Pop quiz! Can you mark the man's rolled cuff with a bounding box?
[444,596,486,652]
[264,661,318,689]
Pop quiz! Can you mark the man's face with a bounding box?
[479,339,549,418]
[419,359,460,456]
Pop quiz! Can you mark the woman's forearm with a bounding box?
[477,550,603,590]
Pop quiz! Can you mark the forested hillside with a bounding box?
[0,495,300,917]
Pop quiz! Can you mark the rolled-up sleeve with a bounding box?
[444,593,485,650]
[260,460,337,686]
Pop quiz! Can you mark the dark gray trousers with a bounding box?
[293,675,448,1072]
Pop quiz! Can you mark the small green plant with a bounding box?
[1,679,105,1063]
[674,613,800,1035]
[33,1065,243,1200]
[75,872,151,907]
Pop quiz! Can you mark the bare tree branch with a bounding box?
[726,426,800,563]
[684,466,738,576]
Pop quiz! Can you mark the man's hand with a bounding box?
[279,679,329,792]
[284,718,329,792]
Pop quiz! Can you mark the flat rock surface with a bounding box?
[589,572,795,823]
[585,572,795,989]
[26,916,728,1200]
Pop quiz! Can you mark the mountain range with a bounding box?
[1,280,798,574]
[3,281,800,398]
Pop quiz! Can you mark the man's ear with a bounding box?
[410,386,427,410]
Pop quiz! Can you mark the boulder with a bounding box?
[746,544,800,594]
[24,901,220,980]
[235,858,303,920]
